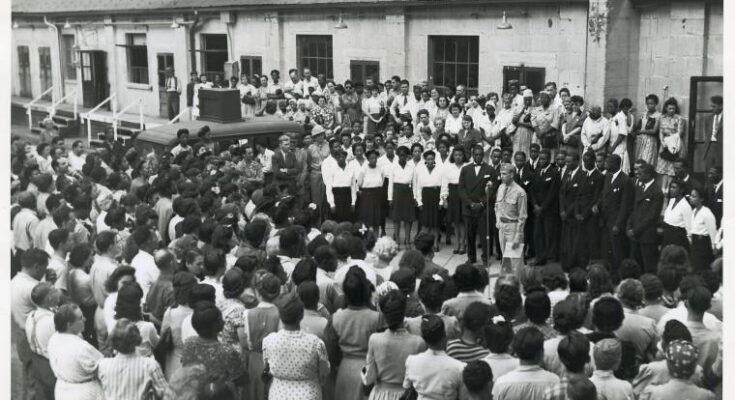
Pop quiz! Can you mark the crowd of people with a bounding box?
[9,68,725,400]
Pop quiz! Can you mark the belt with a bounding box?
[500,217,518,223]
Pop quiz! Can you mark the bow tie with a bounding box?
[474,163,483,167]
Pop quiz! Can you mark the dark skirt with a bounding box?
[332,187,353,222]
[446,184,463,224]
[358,187,384,227]
[690,234,714,271]
[392,183,415,222]
[381,178,390,225]
[366,113,382,135]
[420,186,441,228]
[661,223,689,250]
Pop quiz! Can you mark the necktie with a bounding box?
[403,96,407,106]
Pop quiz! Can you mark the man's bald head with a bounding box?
[154,249,176,273]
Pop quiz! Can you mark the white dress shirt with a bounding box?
[663,198,692,233]
[711,113,721,141]
[413,164,443,206]
[440,162,464,200]
[325,164,358,207]
[258,148,275,174]
[581,116,611,152]
[131,250,160,302]
[25,307,56,358]
[690,206,718,244]
[358,165,386,189]
[444,114,464,135]
[321,155,338,185]
[378,154,398,174]
[68,152,87,173]
[387,162,415,201]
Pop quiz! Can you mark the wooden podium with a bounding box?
[198,88,242,123]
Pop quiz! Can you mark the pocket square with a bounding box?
[484,175,491,178]
[573,183,578,188]
[644,198,651,202]
[545,177,552,182]
[613,188,620,192]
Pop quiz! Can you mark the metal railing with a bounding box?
[82,93,116,144]
[111,97,144,140]
[49,90,78,120]
[168,106,191,124]
[25,85,55,131]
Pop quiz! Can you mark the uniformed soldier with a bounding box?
[495,163,528,280]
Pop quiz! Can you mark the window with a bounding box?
[17,46,32,98]
[62,35,77,80]
[201,34,228,82]
[297,35,333,79]
[126,34,149,84]
[428,36,479,94]
[39,47,53,100]
[350,61,379,84]
[502,66,546,95]
[157,53,174,88]
[240,56,262,79]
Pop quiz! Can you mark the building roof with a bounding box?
[12,0,584,15]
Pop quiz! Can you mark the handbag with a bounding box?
[242,95,257,105]
[660,147,678,162]
[153,327,174,368]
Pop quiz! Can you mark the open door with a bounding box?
[80,51,109,109]
[157,53,175,118]
[688,76,723,179]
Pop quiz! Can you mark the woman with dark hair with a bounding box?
[441,146,467,254]
[587,263,615,303]
[326,266,381,400]
[363,290,426,400]
[47,303,104,400]
[406,275,460,340]
[413,151,443,249]
[444,103,464,137]
[543,298,589,376]
[262,292,330,400]
[456,114,483,157]
[446,301,491,362]
[441,264,491,318]
[112,282,159,357]
[357,149,388,233]
[161,271,198,380]
[97,318,169,399]
[662,179,692,250]
[404,315,466,399]
[181,301,245,387]
[66,243,98,346]
[656,97,684,192]
[610,98,634,173]
[657,244,691,276]
[102,265,137,333]
[482,316,519,381]
[217,268,248,351]
[635,94,661,167]
[687,185,717,271]
[312,95,336,129]
[388,146,416,248]
[541,265,570,314]
[243,271,283,400]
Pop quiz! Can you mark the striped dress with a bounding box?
[97,353,169,400]
[446,338,490,362]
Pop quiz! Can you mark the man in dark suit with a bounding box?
[600,154,634,282]
[626,162,664,274]
[706,166,723,228]
[559,152,584,271]
[527,143,541,172]
[530,149,560,266]
[703,95,723,171]
[514,151,535,260]
[486,148,503,259]
[272,134,302,198]
[458,145,497,265]
[575,150,605,268]
[672,158,701,197]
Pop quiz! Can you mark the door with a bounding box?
[688,76,723,178]
[80,51,109,109]
[157,53,174,118]
[17,46,32,98]
[350,61,379,84]
[39,47,53,100]
[502,66,546,94]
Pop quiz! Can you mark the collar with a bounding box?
[517,365,543,372]
[612,170,621,182]
[569,166,580,177]
[541,164,551,173]
[457,290,484,298]
[643,179,654,192]
[715,180,723,191]
[256,301,276,309]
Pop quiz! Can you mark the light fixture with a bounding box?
[170,16,180,29]
[497,11,512,30]
[64,19,71,29]
[334,13,348,29]
[13,20,19,29]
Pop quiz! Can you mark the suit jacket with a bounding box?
[272,149,301,184]
[704,113,723,169]
[627,181,664,244]
[559,168,585,218]
[514,164,535,194]
[530,165,560,217]
[458,162,497,215]
[576,169,604,219]
[457,128,485,156]
[707,182,723,228]
[601,171,634,229]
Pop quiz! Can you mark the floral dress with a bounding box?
[181,336,245,384]
[340,92,362,127]
[636,111,660,167]
[218,298,246,351]
[656,114,684,177]
[237,160,264,183]
[312,104,336,129]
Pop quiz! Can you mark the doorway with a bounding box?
[157,53,175,118]
[350,60,379,84]
[688,76,723,178]
[80,51,109,109]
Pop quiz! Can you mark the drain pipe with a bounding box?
[189,11,201,73]
[44,16,65,98]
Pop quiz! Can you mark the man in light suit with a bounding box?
[272,134,302,198]
[164,67,181,121]
[458,145,497,265]
[704,95,723,170]
[627,162,664,274]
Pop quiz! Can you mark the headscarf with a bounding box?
[665,340,699,379]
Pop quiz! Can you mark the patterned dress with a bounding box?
[262,329,330,400]
[636,111,660,167]
[218,298,246,351]
[312,104,336,129]
[656,114,684,177]
[180,336,244,384]
[341,92,362,127]
[236,160,264,184]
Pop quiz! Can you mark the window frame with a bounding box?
[201,34,229,82]
[427,36,479,95]
[17,46,32,98]
[125,33,149,84]
[296,35,334,79]
[501,65,546,95]
[239,56,263,80]
[62,34,77,81]
[349,60,380,84]
[38,46,53,100]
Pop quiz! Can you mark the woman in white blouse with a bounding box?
[688,186,717,271]
[413,152,444,251]
[192,74,213,119]
[610,98,634,174]
[388,146,416,248]
[444,103,465,136]
[661,179,692,250]
[363,84,386,135]
[357,150,387,233]
[326,150,358,223]
[441,147,467,254]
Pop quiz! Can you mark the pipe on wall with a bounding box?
[43,16,65,98]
